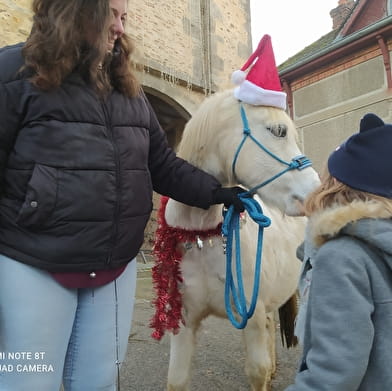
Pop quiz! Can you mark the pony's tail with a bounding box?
[278,293,299,348]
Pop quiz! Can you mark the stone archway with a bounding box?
[140,88,191,261]
[144,88,190,151]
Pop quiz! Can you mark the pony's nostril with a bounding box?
[290,195,306,215]
[292,194,304,203]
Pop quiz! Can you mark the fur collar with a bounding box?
[309,200,392,247]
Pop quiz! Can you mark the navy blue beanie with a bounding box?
[328,113,392,198]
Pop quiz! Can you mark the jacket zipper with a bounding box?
[101,99,121,266]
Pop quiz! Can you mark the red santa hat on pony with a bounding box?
[231,34,286,110]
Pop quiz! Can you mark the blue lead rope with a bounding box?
[222,103,313,329]
[222,194,271,328]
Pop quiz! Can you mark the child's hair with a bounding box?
[304,166,392,216]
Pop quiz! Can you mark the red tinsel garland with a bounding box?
[150,196,222,340]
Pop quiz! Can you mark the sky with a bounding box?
[250,0,340,64]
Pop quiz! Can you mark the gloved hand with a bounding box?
[212,186,246,213]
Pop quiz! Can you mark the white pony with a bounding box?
[151,89,320,391]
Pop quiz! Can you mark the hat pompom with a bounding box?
[231,69,246,85]
[359,113,384,132]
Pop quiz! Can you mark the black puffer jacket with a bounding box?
[0,43,220,272]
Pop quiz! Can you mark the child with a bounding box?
[286,113,392,391]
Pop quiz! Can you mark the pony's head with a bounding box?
[177,90,320,216]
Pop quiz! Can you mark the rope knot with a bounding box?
[243,127,251,135]
[252,213,271,227]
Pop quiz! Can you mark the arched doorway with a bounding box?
[140,88,190,261]
[144,88,190,150]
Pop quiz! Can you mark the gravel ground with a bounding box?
[119,265,301,391]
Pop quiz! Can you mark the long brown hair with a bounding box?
[304,166,392,216]
[22,0,139,97]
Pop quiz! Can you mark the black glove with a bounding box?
[212,186,246,213]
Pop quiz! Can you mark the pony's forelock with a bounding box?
[177,90,239,165]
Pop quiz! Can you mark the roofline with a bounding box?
[338,0,366,37]
[279,15,392,80]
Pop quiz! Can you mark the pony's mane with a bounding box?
[177,90,238,165]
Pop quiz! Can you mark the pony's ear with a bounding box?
[359,113,384,132]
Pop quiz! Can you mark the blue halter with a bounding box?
[222,103,312,329]
[232,105,312,196]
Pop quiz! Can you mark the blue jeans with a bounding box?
[0,254,137,391]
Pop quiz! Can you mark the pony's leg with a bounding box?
[167,325,196,391]
[266,312,276,377]
[242,307,273,391]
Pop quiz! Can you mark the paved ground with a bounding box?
[119,262,301,391]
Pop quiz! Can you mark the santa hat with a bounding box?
[232,34,286,110]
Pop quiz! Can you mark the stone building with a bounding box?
[127,0,251,145]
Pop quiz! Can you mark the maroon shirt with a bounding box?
[51,265,127,288]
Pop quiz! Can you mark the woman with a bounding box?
[286,113,392,391]
[0,0,244,390]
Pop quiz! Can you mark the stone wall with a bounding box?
[128,0,251,91]
[0,0,32,46]
[1,1,251,94]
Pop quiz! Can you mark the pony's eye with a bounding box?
[266,124,287,138]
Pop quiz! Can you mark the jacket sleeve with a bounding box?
[0,45,26,194]
[286,239,374,391]
[145,95,221,209]
[0,81,21,194]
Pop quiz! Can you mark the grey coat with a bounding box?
[286,200,392,391]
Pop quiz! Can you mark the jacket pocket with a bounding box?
[16,164,58,228]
